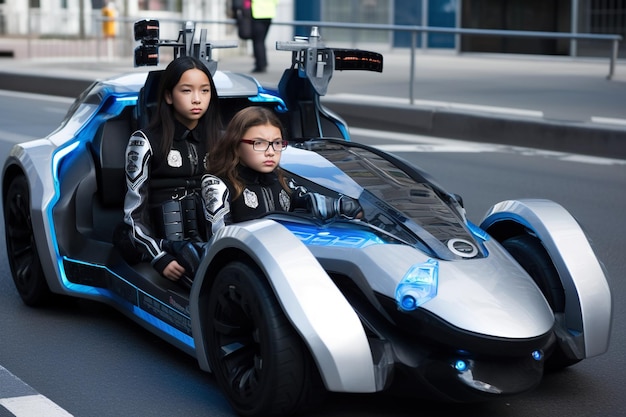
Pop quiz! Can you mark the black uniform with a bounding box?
[201,164,291,237]
[123,120,208,273]
[201,163,367,240]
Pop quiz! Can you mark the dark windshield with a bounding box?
[285,140,483,260]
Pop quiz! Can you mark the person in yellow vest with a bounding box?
[250,0,278,73]
[102,1,117,39]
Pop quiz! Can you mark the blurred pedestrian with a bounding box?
[250,0,279,73]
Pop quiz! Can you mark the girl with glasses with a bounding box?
[201,106,363,239]
[201,106,291,236]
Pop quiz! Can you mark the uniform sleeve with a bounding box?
[123,130,169,266]
[288,178,363,221]
[201,174,231,239]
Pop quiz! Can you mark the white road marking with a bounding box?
[350,127,626,165]
[326,93,544,118]
[0,366,73,417]
[591,116,626,126]
[0,395,73,417]
[0,89,74,104]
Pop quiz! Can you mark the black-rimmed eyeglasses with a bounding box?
[240,139,288,152]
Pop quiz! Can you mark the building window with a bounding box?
[321,0,390,43]
[589,0,626,34]
[138,0,182,12]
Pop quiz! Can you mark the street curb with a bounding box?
[2,70,625,159]
[0,71,93,99]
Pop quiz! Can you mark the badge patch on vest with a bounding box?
[167,149,183,167]
[126,150,139,174]
[243,188,259,209]
[202,177,229,216]
[279,189,290,211]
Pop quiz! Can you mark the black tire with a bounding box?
[206,261,320,417]
[501,234,565,313]
[4,175,52,306]
[501,234,580,369]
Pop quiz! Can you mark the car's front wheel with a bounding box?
[206,260,320,417]
[502,234,580,369]
[4,175,51,306]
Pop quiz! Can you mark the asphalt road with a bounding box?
[0,92,625,416]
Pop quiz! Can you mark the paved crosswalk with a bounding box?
[0,367,72,417]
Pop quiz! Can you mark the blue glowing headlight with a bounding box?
[395,259,439,311]
[454,360,469,372]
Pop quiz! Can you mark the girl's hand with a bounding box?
[163,260,185,281]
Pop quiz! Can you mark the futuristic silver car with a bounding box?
[2,21,612,417]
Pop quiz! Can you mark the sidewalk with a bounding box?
[1,47,625,158]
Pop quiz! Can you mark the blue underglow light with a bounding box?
[283,222,385,248]
[568,328,582,337]
[532,350,543,361]
[401,295,416,311]
[466,221,489,241]
[394,259,439,311]
[48,140,82,284]
[455,360,468,372]
[249,92,287,112]
[60,258,195,350]
[52,140,80,189]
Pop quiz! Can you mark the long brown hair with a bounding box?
[208,106,288,200]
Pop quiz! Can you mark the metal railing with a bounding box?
[127,17,621,103]
[9,16,623,106]
[269,20,622,104]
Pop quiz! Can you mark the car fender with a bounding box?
[480,199,612,359]
[3,141,68,294]
[190,219,377,393]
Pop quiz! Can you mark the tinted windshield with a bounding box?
[284,140,482,259]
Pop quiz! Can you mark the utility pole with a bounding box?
[79,0,85,39]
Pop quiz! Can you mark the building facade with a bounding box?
[295,0,624,56]
[0,0,623,57]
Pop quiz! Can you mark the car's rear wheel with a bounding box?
[206,260,319,417]
[4,175,51,306]
[501,234,580,369]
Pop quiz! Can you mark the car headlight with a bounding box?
[395,259,439,311]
